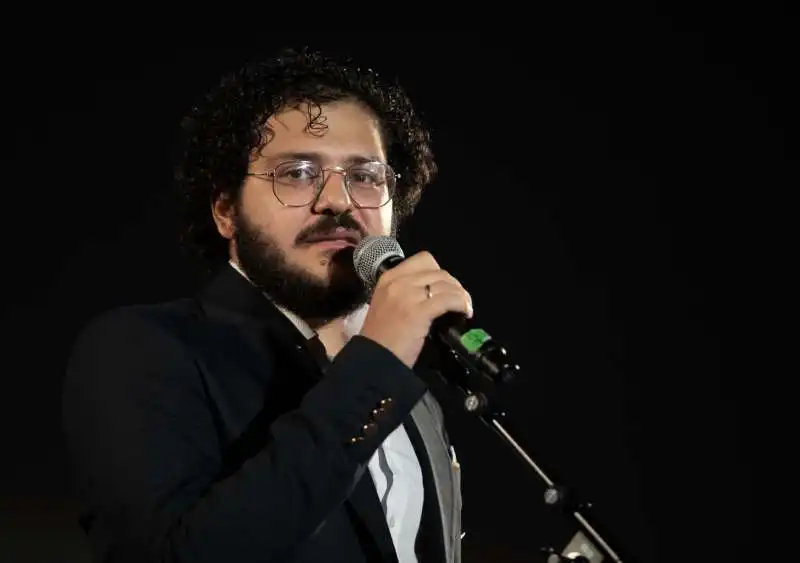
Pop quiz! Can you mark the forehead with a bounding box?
[260,100,386,164]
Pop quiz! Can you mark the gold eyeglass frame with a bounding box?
[246,160,400,209]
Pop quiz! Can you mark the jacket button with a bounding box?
[362,423,378,436]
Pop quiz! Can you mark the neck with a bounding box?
[317,304,369,357]
[315,318,350,358]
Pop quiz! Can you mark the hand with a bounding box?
[358,251,473,368]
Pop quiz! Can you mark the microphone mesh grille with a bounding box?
[352,235,405,286]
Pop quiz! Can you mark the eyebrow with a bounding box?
[266,151,385,165]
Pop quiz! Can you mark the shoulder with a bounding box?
[62,300,214,449]
[71,299,200,351]
[65,299,206,391]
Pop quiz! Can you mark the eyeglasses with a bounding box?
[246,160,399,208]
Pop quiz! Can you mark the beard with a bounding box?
[232,209,370,329]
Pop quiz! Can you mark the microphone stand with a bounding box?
[428,322,634,563]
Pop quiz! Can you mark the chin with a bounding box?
[292,246,355,282]
[305,245,348,263]
[302,257,340,281]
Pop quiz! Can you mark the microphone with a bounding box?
[352,235,520,385]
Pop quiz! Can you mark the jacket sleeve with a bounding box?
[62,307,427,563]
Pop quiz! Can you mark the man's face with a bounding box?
[212,100,394,326]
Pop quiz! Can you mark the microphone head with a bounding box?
[353,235,404,286]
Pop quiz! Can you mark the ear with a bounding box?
[211,192,236,239]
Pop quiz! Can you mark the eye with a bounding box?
[275,162,320,183]
[349,165,386,187]
[350,171,379,185]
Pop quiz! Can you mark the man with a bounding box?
[62,47,471,563]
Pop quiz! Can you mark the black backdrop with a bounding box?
[1,10,790,563]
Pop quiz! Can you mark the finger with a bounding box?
[379,251,440,283]
[423,279,472,312]
[387,269,464,291]
[419,284,473,319]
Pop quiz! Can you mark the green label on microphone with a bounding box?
[460,328,491,353]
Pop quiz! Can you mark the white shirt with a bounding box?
[229,261,424,562]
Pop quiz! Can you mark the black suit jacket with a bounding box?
[62,264,462,563]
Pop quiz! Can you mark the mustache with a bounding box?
[295,213,366,244]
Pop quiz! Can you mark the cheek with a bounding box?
[360,206,393,236]
[268,212,308,247]
[240,185,304,245]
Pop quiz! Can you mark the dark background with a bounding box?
[0,8,790,563]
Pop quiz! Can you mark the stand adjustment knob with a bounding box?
[463,392,487,413]
[543,485,569,507]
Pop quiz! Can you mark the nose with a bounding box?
[311,168,353,214]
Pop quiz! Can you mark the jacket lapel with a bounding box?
[346,468,400,563]
[198,264,323,381]
[198,264,399,562]
[408,392,458,563]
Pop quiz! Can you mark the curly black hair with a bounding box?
[174,47,437,268]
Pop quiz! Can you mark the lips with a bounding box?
[304,232,360,245]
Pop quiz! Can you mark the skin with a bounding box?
[211,100,393,356]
